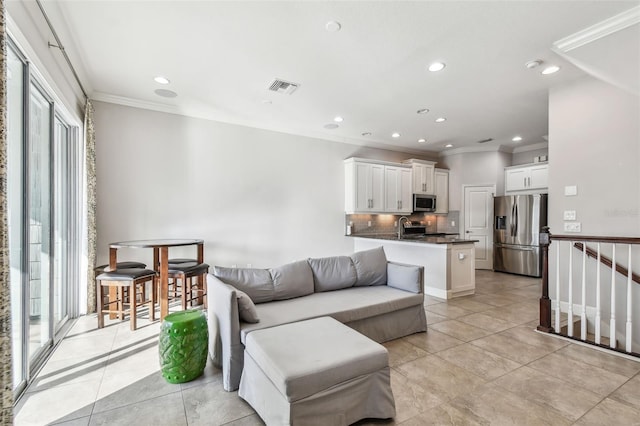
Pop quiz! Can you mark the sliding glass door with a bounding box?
[7,40,82,397]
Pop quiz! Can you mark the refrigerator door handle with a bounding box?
[495,243,536,251]
[514,203,518,236]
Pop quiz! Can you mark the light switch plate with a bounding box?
[563,210,576,220]
[564,185,578,196]
[564,222,581,232]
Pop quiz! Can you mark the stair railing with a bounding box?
[538,230,640,357]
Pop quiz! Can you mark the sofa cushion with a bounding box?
[236,289,260,323]
[240,286,424,344]
[213,266,274,303]
[269,260,314,301]
[351,247,387,287]
[387,263,421,294]
[307,256,357,292]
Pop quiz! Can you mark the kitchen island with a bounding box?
[352,234,478,299]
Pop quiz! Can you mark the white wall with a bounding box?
[94,101,433,268]
[549,76,640,237]
[511,147,548,166]
[548,75,640,350]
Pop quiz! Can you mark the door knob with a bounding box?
[466,230,471,233]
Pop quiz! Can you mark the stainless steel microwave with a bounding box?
[413,194,436,212]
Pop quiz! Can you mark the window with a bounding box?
[7,39,83,397]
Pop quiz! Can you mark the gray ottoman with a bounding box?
[238,316,395,425]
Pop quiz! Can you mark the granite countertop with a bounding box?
[348,233,478,245]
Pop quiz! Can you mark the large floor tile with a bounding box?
[389,368,445,423]
[14,379,100,426]
[557,344,640,378]
[436,344,521,380]
[574,397,640,426]
[445,298,493,313]
[497,325,570,351]
[456,312,517,333]
[470,333,556,364]
[181,382,256,426]
[429,320,492,342]
[528,352,630,396]
[448,382,572,426]
[425,303,474,319]
[399,403,487,426]
[493,366,602,422]
[26,354,107,393]
[383,339,428,367]
[89,392,187,426]
[610,374,640,409]
[405,329,464,354]
[221,414,265,426]
[395,355,486,401]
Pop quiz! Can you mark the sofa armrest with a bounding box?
[206,274,244,391]
[386,261,424,294]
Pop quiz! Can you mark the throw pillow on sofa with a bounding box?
[269,260,315,300]
[235,288,260,323]
[213,266,274,303]
[307,256,357,292]
[351,246,387,286]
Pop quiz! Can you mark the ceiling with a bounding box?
[38,1,639,154]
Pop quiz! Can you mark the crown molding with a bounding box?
[439,145,506,157]
[512,142,549,154]
[90,92,440,157]
[553,6,640,53]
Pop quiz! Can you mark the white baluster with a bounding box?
[555,241,561,332]
[581,242,587,340]
[595,243,601,345]
[610,244,616,349]
[626,245,633,353]
[568,242,574,337]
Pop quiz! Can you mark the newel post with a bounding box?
[537,227,553,332]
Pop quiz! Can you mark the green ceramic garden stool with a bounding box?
[159,309,208,384]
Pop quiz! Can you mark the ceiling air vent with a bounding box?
[268,78,300,95]
[476,138,494,144]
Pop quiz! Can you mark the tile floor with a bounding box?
[14,271,640,425]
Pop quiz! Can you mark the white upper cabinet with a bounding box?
[505,163,548,194]
[345,158,412,214]
[404,159,436,194]
[434,168,449,214]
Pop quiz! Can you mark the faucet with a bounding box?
[398,216,410,239]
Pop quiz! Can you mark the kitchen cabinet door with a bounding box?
[505,163,548,194]
[434,169,449,214]
[450,246,475,296]
[385,166,413,213]
[404,159,436,194]
[346,161,385,213]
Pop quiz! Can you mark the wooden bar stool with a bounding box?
[96,268,158,330]
[167,263,210,310]
[95,261,147,320]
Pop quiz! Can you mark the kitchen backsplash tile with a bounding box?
[346,212,459,235]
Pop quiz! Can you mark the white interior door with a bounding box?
[463,185,494,270]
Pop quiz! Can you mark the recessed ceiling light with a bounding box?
[154,89,177,98]
[541,65,560,75]
[325,21,341,32]
[416,108,429,114]
[512,136,523,142]
[154,76,170,85]
[361,132,372,136]
[392,132,401,138]
[525,60,543,69]
[435,117,446,123]
[261,99,272,104]
[334,116,344,123]
[445,144,453,148]
[323,123,339,129]
[428,62,446,72]
[418,138,427,143]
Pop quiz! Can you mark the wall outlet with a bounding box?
[247,263,252,268]
[427,220,431,226]
[563,210,576,220]
[564,222,581,232]
[451,220,456,227]
[394,221,397,227]
[231,264,237,268]
[368,221,372,227]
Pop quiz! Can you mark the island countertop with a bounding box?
[348,233,479,245]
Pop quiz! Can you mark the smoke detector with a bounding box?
[268,78,300,95]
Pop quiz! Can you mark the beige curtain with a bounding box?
[0,0,14,422]
[85,99,97,313]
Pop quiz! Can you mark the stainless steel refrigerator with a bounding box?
[493,194,547,277]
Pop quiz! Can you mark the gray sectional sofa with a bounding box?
[206,246,427,391]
